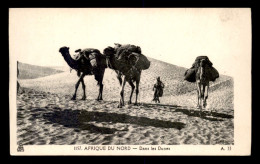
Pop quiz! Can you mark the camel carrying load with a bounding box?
[103,43,151,107]
[59,46,107,101]
[184,56,219,83]
[105,43,150,73]
[74,48,104,70]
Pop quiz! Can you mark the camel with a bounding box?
[195,59,210,110]
[59,46,107,101]
[103,46,150,108]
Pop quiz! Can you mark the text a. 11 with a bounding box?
[221,146,232,151]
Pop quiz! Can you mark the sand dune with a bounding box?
[17,58,234,145]
[18,62,64,79]
[19,58,233,110]
[17,88,233,145]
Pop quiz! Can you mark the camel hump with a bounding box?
[123,44,141,54]
[81,48,106,69]
[75,49,82,53]
[81,48,101,55]
[184,56,219,82]
[195,56,209,61]
[195,56,210,64]
[113,44,149,71]
[189,56,212,70]
[115,44,142,56]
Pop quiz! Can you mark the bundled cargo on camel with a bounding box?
[104,44,150,74]
[103,43,151,107]
[74,48,106,69]
[184,56,219,82]
[58,46,107,101]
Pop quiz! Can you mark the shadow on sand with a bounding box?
[42,108,186,134]
[141,103,233,121]
[141,103,181,109]
[173,108,233,121]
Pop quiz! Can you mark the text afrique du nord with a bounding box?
[75,146,170,151]
[74,146,132,151]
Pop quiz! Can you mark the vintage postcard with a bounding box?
[9,8,251,155]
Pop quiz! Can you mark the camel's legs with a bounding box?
[96,70,104,101]
[196,82,202,109]
[116,72,122,85]
[202,83,206,98]
[118,76,126,108]
[203,84,209,108]
[72,73,85,100]
[81,78,86,100]
[134,79,140,105]
[128,80,135,104]
[100,70,105,100]
[97,83,103,101]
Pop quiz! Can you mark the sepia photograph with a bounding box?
[9,8,251,155]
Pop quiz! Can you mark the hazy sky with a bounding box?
[9,8,251,76]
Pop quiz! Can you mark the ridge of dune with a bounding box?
[19,57,233,110]
[18,62,64,79]
[17,57,234,145]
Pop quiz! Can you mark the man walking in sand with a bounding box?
[152,77,164,103]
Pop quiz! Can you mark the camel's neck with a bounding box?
[200,66,204,80]
[107,55,118,70]
[62,51,79,70]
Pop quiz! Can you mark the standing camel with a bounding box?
[59,46,107,101]
[103,46,150,108]
[196,59,210,110]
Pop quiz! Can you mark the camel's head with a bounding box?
[103,46,116,69]
[59,46,70,55]
[103,46,115,57]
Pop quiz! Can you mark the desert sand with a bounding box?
[17,59,234,145]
